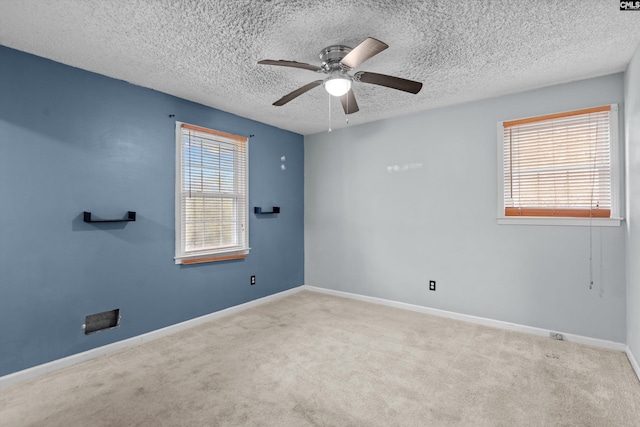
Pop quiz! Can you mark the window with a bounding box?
[498,105,620,226]
[175,122,249,264]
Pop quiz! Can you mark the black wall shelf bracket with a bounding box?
[254,206,280,215]
[83,211,136,223]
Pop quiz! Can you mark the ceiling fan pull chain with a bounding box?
[328,93,332,132]
[346,94,349,124]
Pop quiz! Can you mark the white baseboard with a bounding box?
[303,285,627,352]
[627,346,640,383]
[4,285,635,388]
[0,286,304,389]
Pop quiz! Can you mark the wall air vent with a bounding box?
[83,309,120,335]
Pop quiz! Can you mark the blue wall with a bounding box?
[0,46,304,376]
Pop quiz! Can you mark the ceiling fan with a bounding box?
[258,37,423,114]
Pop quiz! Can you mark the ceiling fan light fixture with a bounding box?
[324,76,351,97]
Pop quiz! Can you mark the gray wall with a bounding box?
[625,45,640,361]
[305,74,626,343]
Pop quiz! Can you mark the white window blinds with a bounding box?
[502,105,614,218]
[175,123,248,263]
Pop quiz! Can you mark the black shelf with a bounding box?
[84,211,136,223]
[254,206,280,215]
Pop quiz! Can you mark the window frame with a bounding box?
[497,104,622,227]
[174,121,250,264]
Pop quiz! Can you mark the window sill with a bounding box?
[175,249,250,265]
[497,217,623,227]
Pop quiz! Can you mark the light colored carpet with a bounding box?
[1,290,639,426]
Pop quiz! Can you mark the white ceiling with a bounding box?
[1,1,639,135]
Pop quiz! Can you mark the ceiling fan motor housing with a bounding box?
[320,45,352,71]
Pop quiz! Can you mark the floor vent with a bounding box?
[84,309,120,335]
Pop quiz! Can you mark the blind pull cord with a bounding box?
[588,113,600,291]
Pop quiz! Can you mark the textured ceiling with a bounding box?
[1,1,639,135]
